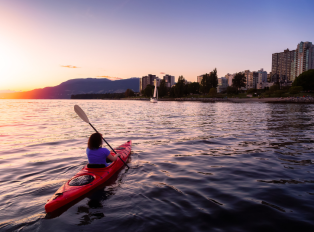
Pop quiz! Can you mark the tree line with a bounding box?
[140,68,250,98]
[72,69,313,99]
[141,68,221,98]
[71,93,126,99]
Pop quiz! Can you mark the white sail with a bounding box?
[150,79,158,103]
[153,84,157,98]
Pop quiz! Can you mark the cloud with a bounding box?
[61,65,80,68]
[160,72,165,74]
[97,76,123,80]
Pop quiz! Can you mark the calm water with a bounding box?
[0,100,313,232]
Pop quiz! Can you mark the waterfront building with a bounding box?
[249,72,259,89]
[140,74,160,92]
[217,77,228,93]
[243,71,258,89]
[271,48,296,82]
[197,75,204,85]
[163,74,175,88]
[256,69,268,89]
[242,70,250,90]
[248,71,259,89]
[225,69,266,90]
[257,69,267,83]
[271,41,314,83]
[225,73,235,86]
[296,41,314,77]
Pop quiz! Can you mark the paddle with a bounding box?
[74,105,129,169]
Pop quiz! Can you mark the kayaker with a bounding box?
[86,132,120,167]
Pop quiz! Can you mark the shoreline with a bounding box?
[118,97,314,103]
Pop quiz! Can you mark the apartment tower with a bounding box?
[140,74,159,92]
[271,41,314,83]
[296,41,314,77]
[163,74,175,88]
[271,49,296,82]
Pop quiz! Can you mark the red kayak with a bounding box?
[45,140,132,213]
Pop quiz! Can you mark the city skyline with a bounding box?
[1,0,314,91]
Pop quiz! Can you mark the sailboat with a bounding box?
[150,80,158,103]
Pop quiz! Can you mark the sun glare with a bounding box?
[0,38,32,91]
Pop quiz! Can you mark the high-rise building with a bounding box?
[271,41,314,83]
[225,73,235,86]
[242,70,250,89]
[197,75,204,85]
[243,71,259,89]
[257,69,267,83]
[163,74,175,88]
[296,41,314,77]
[271,48,296,82]
[140,74,159,92]
[255,69,268,89]
[217,77,228,93]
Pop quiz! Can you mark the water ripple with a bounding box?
[0,100,314,231]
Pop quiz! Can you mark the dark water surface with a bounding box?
[0,100,313,231]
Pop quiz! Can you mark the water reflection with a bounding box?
[1,100,314,231]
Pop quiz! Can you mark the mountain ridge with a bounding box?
[0,78,140,99]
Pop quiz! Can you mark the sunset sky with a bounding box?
[1,0,314,91]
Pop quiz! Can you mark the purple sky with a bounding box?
[1,0,313,91]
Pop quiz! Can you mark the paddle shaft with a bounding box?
[89,122,129,169]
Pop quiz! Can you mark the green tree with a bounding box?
[209,88,217,97]
[169,86,176,97]
[269,84,280,93]
[208,68,218,89]
[263,91,272,97]
[247,88,256,94]
[292,69,314,91]
[226,86,237,94]
[232,73,246,91]
[201,73,210,94]
[158,80,168,98]
[201,68,218,94]
[188,82,200,94]
[183,84,190,95]
[143,84,154,97]
[175,75,185,97]
[125,89,135,97]
[289,86,303,94]
[274,90,284,97]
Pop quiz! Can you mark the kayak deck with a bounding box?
[45,140,132,213]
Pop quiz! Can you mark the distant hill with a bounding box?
[0,78,140,99]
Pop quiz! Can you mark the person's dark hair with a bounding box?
[88,133,103,150]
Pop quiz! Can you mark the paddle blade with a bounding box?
[74,105,90,123]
